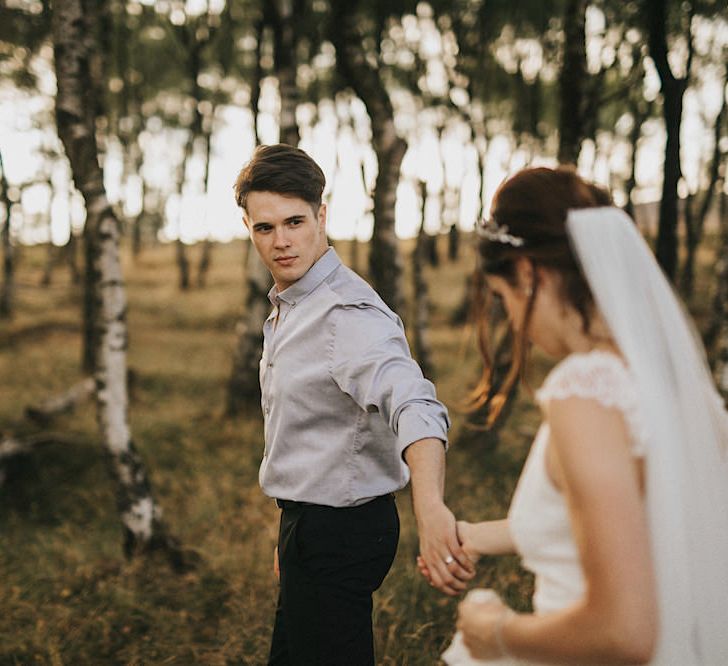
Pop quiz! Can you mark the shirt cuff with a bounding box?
[396,407,450,459]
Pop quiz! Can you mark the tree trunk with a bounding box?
[53,0,180,562]
[624,96,653,220]
[330,1,406,315]
[250,17,264,146]
[712,192,728,399]
[681,64,726,297]
[412,181,434,378]
[646,0,693,281]
[0,149,14,319]
[196,129,214,288]
[227,248,272,415]
[270,0,300,146]
[557,0,587,165]
[65,224,80,284]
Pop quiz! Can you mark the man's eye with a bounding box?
[255,225,272,233]
[288,218,303,226]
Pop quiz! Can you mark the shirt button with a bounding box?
[268,362,273,367]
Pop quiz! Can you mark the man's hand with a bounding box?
[404,437,474,595]
[415,499,474,595]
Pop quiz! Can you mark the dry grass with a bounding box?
[1,234,717,664]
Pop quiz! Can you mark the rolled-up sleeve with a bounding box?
[329,303,450,457]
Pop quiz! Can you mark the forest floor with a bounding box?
[0,233,718,665]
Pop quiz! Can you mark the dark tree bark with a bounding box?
[269,0,302,146]
[250,17,264,146]
[53,0,181,562]
[330,1,406,316]
[412,181,434,379]
[0,149,14,319]
[681,64,727,297]
[645,0,694,281]
[711,192,728,400]
[557,0,588,165]
[227,247,272,415]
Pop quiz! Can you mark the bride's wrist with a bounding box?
[494,606,516,658]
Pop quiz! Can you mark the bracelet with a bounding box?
[493,606,516,658]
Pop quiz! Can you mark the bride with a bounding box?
[419,167,728,665]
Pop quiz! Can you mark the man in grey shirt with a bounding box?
[234,144,472,665]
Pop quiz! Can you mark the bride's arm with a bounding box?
[458,395,658,664]
[457,519,515,559]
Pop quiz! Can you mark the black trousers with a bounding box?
[268,495,399,666]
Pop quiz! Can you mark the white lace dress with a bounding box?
[443,351,647,666]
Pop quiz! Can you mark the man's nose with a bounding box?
[273,227,290,248]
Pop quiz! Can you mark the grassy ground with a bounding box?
[0,234,716,665]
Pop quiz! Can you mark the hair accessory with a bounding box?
[479,218,525,247]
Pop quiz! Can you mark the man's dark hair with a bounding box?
[233,144,326,212]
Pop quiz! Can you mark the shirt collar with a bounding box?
[267,247,340,307]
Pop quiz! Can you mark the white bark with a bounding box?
[53,0,172,557]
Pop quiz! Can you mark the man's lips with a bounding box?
[274,256,297,266]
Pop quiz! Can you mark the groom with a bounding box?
[233,144,473,665]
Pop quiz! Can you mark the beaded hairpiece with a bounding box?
[479,217,525,247]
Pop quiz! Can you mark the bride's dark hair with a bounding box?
[471,166,612,425]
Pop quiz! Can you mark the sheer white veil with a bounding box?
[567,207,728,665]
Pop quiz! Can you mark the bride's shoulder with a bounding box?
[536,350,633,409]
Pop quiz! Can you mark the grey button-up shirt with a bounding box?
[259,248,450,507]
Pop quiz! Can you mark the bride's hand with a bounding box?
[456,520,482,564]
[457,592,512,661]
[416,521,480,588]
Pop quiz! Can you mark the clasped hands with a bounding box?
[418,518,512,661]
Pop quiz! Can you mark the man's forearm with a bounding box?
[403,437,447,511]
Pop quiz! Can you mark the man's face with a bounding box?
[244,191,328,292]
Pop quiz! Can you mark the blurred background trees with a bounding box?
[1,0,727,552]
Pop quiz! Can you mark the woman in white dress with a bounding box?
[420,167,728,665]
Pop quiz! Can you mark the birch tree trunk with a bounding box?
[646,0,693,281]
[330,1,406,315]
[557,0,587,165]
[53,0,178,560]
[0,149,14,319]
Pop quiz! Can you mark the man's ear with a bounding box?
[318,202,327,231]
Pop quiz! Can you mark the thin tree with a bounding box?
[53,0,182,562]
[0,149,14,319]
[645,0,694,280]
[558,0,588,165]
[710,189,728,401]
[412,180,434,378]
[682,62,727,297]
[269,0,302,146]
[329,0,407,316]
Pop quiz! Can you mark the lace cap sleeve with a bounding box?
[535,351,648,455]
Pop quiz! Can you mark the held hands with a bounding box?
[415,501,475,596]
[417,520,480,593]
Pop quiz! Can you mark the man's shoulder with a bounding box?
[324,264,399,322]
